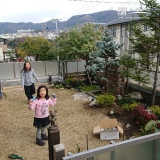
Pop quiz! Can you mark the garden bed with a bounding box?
[84,102,141,139]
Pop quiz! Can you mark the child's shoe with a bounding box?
[36,138,46,146]
[41,134,48,140]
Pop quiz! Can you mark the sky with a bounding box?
[0,0,143,23]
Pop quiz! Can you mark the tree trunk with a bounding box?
[151,54,160,105]
[84,60,92,86]
[126,67,129,92]
[35,55,39,61]
[105,65,109,94]
[126,76,129,92]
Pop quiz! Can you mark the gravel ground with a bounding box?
[0,85,124,160]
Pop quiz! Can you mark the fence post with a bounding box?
[48,110,60,160]
[53,143,65,160]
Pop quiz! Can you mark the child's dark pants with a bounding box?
[24,83,35,100]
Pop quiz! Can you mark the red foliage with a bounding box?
[133,105,157,125]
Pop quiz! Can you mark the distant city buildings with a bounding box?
[17,29,34,33]
[0,29,59,40]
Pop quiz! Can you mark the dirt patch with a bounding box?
[0,86,140,160]
[84,102,141,139]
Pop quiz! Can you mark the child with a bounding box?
[21,62,39,101]
[28,85,57,146]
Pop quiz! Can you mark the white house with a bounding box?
[0,38,7,62]
[106,13,160,87]
[106,13,142,56]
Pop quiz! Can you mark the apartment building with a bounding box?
[106,13,141,56]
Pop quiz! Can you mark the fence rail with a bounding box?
[63,132,160,160]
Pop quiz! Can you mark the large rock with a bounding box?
[130,92,143,100]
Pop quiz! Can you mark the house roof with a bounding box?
[106,13,141,26]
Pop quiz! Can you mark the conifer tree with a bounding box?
[87,30,123,93]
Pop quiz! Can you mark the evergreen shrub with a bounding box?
[122,102,140,112]
[96,94,115,106]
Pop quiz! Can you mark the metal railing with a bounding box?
[63,132,160,160]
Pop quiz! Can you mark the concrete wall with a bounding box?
[0,60,86,87]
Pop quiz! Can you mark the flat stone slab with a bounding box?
[72,92,93,101]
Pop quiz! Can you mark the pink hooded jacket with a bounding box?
[28,98,57,118]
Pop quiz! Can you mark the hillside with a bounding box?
[0,10,132,34]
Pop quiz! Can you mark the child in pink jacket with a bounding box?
[28,85,57,146]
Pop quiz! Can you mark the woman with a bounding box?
[21,62,39,101]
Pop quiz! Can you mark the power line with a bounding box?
[70,0,106,16]
[70,0,139,3]
[61,0,139,21]
[95,0,140,23]
[60,1,95,20]
[61,0,138,19]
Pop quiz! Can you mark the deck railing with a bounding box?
[63,132,160,160]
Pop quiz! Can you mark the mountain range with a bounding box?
[0,10,133,34]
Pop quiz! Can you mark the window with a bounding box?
[121,26,124,37]
[109,28,116,37]
[125,26,128,37]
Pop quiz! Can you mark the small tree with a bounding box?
[118,54,150,91]
[54,23,103,64]
[16,36,52,61]
[128,0,160,104]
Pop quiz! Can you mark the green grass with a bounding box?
[82,85,100,92]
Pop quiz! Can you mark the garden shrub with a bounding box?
[140,120,160,136]
[96,94,115,106]
[117,97,136,106]
[76,80,85,87]
[65,77,74,85]
[65,77,85,89]
[122,102,140,112]
[133,105,157,125]
[148,105,160,119]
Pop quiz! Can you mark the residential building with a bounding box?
[106,13,141,56]
[0,38,7,62]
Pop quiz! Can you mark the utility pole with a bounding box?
[51,19,61,34]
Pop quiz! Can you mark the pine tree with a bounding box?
[87,30,123,94]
